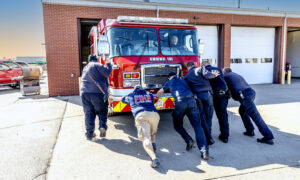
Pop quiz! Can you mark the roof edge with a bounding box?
[41,0,300,18]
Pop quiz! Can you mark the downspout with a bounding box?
[156,6,159,18]
[281,13,287,84]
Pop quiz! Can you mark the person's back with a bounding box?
[165,76,194,98]
[185,66,212,93]
[205,65,227,92]
[122,87,157,118]
[224,72,251,101]
[81,62,112,94]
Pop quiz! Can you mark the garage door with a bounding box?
[197,26,218,67]
[231,27,275,84]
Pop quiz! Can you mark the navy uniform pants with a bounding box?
[213,92,229,138]
[239,88,274,139]
[172,97,208,153]
[196,99,214,143]
[196,91,214,131]
[81,92,108,137]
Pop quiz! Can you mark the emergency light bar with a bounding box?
[117,16,188,24]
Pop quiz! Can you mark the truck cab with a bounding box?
[89,16,200,114]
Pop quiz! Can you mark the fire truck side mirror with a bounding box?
[98,35,109,56]
[198,39,204,56]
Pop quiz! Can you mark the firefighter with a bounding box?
[80,54,112,140]
[156,72,209,160]
[184,61,219,143]
[222,67,274,145]
[122,86,160,168]
[202,61,230,143]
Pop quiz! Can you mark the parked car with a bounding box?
[0,61,22,76]
[15,61,30,67]
[0,62,19,88]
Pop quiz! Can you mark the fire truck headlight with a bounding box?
[123,80,140,87]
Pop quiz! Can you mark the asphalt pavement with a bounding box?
[1,77,300,180]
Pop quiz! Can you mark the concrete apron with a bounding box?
[46,96,300,180]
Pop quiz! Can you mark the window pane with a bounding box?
[4,62,19,68]
[202,58,216,64]
[231,58,242,63]
[108,27,158,57]
[159,28,199,56]
[246,58,258,63]
[261,58,272,63]
[0,64,10,70]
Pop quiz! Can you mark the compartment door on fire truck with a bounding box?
[230,27,275,84]
[197,25,218,67]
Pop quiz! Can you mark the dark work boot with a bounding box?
[99,128,106,137]
[151,158,160,168]
[218,135,228,143]
[243,131,255,137]
[257,137,274,145]
[207,138,215,145]
[86,133,96,141]
[186,139,195,151]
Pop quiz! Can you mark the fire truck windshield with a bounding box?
[159,28,199,56]
[108,27,158,57]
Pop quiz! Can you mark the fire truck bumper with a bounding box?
[109,93,174,113]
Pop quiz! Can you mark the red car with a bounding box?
[0,61,22,76]
[0,62,20,88]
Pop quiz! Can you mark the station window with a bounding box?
[245,58,258,63]
[202,58,216,64]
[261,58,272,63]
[230,58,242,64]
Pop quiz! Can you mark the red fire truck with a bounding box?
[89,16,200,115]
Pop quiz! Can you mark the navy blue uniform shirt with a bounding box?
[163,76,194,98]
[224,72,251,101]
[122,87,157,118]
[81,62,112,94]
[184,66,216,93]
[205,65,227,92]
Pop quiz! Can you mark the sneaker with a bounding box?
[257,137,274,145]
[201,151,210,160]
[243,131,255,137]
[152,143,157,153]
[186,140,195,151]
[100,128,106,137]
[86,133,96,141]
[218,135,228,143]
[151,158,160,168]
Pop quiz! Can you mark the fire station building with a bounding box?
[42,0,300,96]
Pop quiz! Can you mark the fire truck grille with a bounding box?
[141,64,181,89]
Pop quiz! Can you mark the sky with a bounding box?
[1,0,300,59]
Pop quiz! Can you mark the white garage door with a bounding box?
[231,27,275,84]
[197,26,218,67]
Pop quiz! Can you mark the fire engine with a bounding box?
[89,16,201,115]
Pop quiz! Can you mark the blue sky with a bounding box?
[1,0,300,58]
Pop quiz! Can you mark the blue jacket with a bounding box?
[205,65,228,92]
[163,76,194,98]
[224,72,251,101]
[81,62,112,94]
[121,87,157,118]
[184,66,216,93]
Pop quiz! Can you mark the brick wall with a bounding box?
[43,4,292,96]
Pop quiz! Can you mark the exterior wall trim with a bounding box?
[41,0,300,18]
